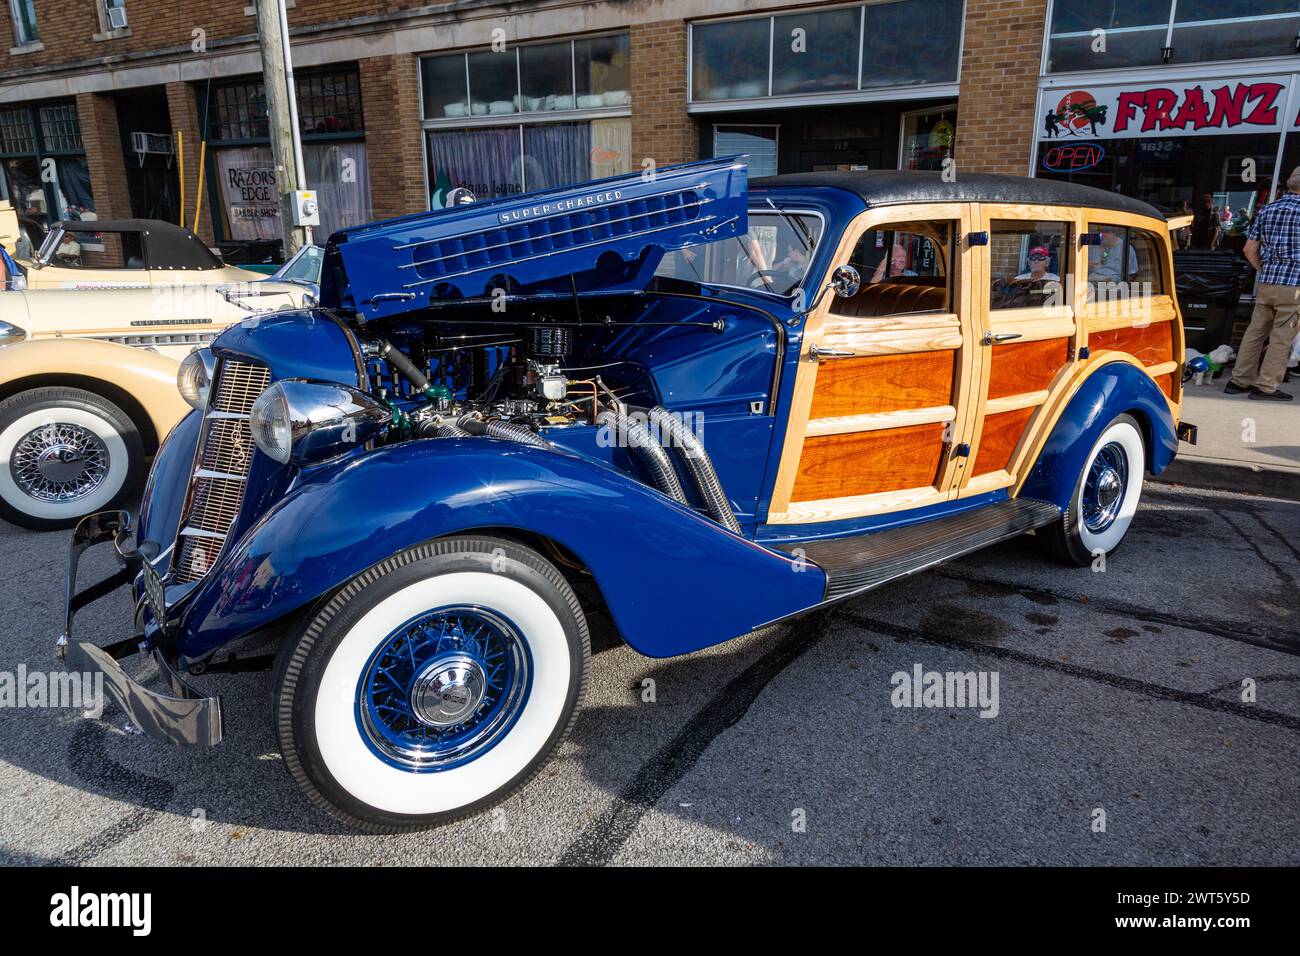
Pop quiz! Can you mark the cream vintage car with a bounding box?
[15,218,264,290]
[0,244,319,529]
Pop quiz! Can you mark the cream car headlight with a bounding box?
[177,348,216,409]
[250,379,391,465]
[0,320,27,347]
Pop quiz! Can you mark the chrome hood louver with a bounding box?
[170,359,270,584]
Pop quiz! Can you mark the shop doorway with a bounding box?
[115,90,180,225]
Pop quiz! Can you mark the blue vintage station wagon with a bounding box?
[62,157,1192,830]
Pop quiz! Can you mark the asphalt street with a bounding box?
[0,482,1297,866]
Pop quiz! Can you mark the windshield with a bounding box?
[654,210,823,296]
[273,245,324,284]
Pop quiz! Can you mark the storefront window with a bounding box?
[900,107,957,171]
[1047,1,1300,73]
[861,0,963,89]
[468,49,519,117]
[575,34,631,104]
[691,2,962,103]
[519,42,573,112]
[691,18,771,101]
[423,35,630,120]
[771,7,861,96]
[205,67,371,249]
[0,101,94,228]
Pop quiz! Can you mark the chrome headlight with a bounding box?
[0,320,27,346]
[249,380,391,465]
[177,348,216,409]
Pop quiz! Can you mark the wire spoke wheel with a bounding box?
[1081,440,1128,534]
[9,421,111,503]
[357,605,532,772]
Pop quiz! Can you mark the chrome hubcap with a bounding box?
[10,423,110,503]
[410,654,487,728]
[1082,441,1128,534]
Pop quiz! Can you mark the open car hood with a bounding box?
[319,157,748,321]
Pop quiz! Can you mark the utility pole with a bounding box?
[255,0,307,257]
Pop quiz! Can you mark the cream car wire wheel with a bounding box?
[0,405,129,521]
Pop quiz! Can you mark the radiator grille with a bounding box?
[171,359,270,585]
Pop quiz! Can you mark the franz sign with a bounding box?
[1038,76,1295,141]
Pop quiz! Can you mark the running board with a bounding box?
[781,498,1061,602]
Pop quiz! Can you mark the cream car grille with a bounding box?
[170,359,270,585]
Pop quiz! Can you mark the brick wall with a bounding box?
[0,1,425,73]
[165,81,214,244]
[954,0,1047,176]
[629,20,696,169]
[75,91,132,219]
[359,53,427,220]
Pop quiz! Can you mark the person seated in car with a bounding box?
[870,242,916,283]
[1013,245,1059,283]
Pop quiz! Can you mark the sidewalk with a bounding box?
[1154,377,1300,499]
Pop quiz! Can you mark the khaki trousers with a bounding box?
[1230,283,1300,393]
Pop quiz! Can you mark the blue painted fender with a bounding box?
[174,439,827,663]
[1020,358,1178,509]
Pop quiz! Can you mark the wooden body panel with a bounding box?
[1087,321,1173,367]
[791,423,946,501]
[986,337,1070,401]
[808,351,955,419]
[972,406,1036,476]
[764,200,1184,526]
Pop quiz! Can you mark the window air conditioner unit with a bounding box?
[107,5,129,30]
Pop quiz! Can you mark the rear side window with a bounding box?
[989,220,1070,310]
[1086,224,1165,301]
[57,230,146,270]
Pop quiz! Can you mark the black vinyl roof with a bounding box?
[752,170,1165,220]
[56,218,222,269]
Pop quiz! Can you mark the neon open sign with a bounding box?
[1042,142,1106,173]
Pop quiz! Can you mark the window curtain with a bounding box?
[426,127,522,207]
[305,141,371,240]
[588,118,630,179]
[522,122,590,190]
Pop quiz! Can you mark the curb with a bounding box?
[1150,456,1300,501]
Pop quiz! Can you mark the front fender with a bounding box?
[1019,356,1178,509]
[175,439,827,662]
[0,337,189,443]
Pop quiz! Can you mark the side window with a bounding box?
[1086,224,1164,301]
[1126,229,1164,292]
[63,231,146,270]
[834,219,953,317]
[989,220,1070,310]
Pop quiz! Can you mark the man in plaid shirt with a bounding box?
[1229,169,1300,400]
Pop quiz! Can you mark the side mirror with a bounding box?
[830,264,861,299]
[447,187,477,206]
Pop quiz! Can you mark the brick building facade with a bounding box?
[3,1,1294,267]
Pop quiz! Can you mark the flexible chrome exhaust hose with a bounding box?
[648,405,742,533]
[484,419,552,449]
[597,409,688,504]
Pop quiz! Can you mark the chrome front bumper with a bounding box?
[58,511,223,747]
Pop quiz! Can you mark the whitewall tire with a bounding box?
[1038,413,1146,566]
[0,387,144,530]
[274,536,590,833]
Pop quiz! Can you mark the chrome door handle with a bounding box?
[982,331,1023,345]
[809,344,857,361]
